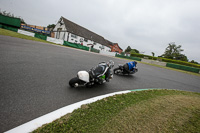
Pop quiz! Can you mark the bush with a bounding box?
[161,58,200,69]
[130,53,200,69]
[130,53,157,60]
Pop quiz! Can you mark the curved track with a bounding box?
[0,35,200,132]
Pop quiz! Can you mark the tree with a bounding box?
[162,42,187,61]
[47,24,56,31]
[151,52,155,57]
[133,49,139,53]
[125,46,132,53]
[176,54,188,61]
[47,24,56,29]
[130,49,139,54]
[190,60,199,64]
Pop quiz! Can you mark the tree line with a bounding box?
[124,42,199,64]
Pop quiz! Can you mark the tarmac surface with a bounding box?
[1,35,200,132]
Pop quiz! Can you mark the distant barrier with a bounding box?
[34,33,47,40]
[47,37,63,45]
[141,59,167,66]
[115,54,142,61]
[90,48,100,53]
[0,24,18,32]
[99,50,116,57]
[166,63,200,73]
[18,29,35,37]
[63,41,89,51]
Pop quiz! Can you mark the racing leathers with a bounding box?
[123,61,137,73]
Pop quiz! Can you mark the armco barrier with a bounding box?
[18,29,35,37]
[47,37,63,45]
[63,41,89,51]
[141,59,167,66]
[1,24,18,32]
[115,54,142,61]
[91,48,100,53]
[166,63,200,73]
[34,33,47,40]
[99,50,116,57]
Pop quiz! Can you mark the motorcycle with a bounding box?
[69,61,114,88]
[113,64,138,75]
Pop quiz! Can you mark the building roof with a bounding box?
[61,16,110,47]
[112,43,123,50]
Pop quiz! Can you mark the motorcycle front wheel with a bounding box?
[69,77,81,88]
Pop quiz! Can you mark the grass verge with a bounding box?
[0,28,57,45]
[32,89,200,133]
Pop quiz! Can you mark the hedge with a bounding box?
[115,54,142,61]
[162,58,200,69]
[130,53,200,69]
[166,63,200,73]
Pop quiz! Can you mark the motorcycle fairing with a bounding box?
[78,71,90,83]
[93,65,108,78]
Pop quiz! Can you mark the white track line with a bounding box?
[5,90,131,133]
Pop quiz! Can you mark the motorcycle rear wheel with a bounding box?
[69,77,81,88]
[113,68,121,74]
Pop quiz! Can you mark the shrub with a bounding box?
[130,53,200,69]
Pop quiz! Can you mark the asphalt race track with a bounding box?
[0,35,200,132]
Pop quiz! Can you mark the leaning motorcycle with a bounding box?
[113,64,138,75]
[69,61,114,88]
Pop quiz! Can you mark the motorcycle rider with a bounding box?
[123,61,137,74]
[90,60,114,83]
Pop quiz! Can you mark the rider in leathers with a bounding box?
[90,60,114,83]
[123,61,137,74]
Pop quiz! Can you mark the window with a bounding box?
[99,45,104,50]
[80,38,84,42]
[84,38,88,42]
[57,28,62,32]
[71,34,77,39]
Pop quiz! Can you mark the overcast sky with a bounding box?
[1,0,200,62]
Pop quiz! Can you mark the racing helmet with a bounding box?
[107,60,114,68]
[134,61,137,66]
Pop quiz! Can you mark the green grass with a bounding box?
[32,89,200,133]
[0,28,56,45]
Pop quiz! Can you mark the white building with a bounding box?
[53,16,111,52]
